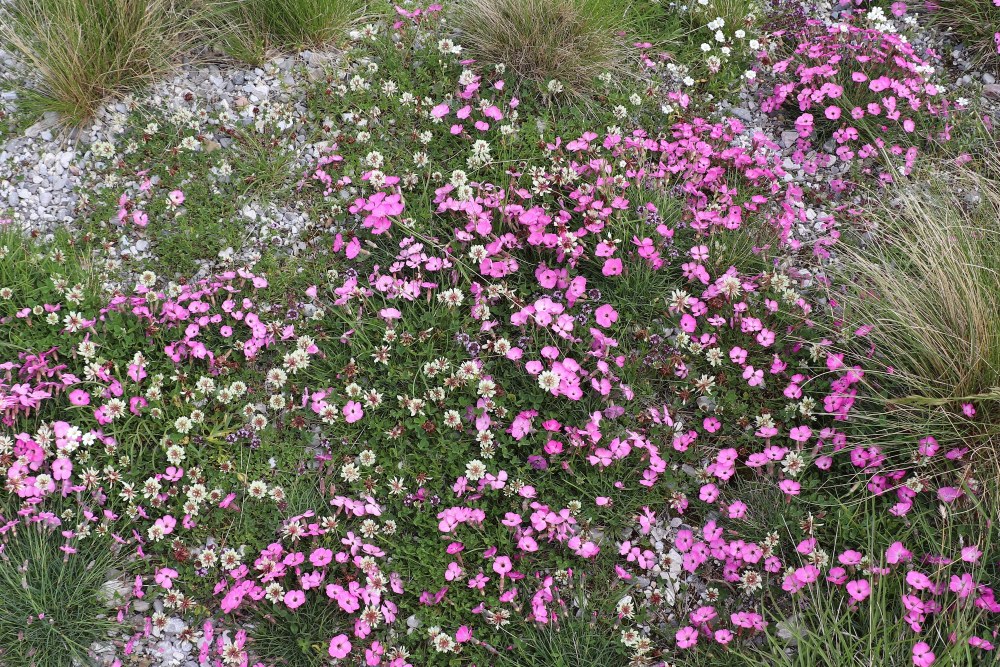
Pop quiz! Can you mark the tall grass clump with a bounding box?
[0,522,125,667]
[931,0,1000,69]
[211,0,365,65]
[480,615,629,667]
[0,0,191,124]
[838,155,1000,403]
[453,0,634,97]
[747,496,999,667]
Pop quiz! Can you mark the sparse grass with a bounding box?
[628,0,761,101]
[742,495,999,667]
[245,600,344,666]
[0,224,102,354]
[0,521,125,667]
[932,0,1000,69]
[838,156,1000,402]
[682,0,759,35]
[477,603,629,667]
[0,0,192,124]
[209,0,365,65]
[230,127,296,198]
[453,0,634,98]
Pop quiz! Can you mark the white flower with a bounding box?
[174,416,193,434]
[538,370,560,391]
[465,460,487,481]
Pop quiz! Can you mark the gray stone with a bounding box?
[730,107,753,122]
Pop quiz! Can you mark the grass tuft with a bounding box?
[839,155,1000,402]
[479,614,629,667]
[0,522,125,667]
[453,0,634,98]
[0,0,191,125]
[931,0,1000,69]
[210,0,365,65]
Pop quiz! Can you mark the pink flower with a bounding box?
[779,479,801,496]
[906,571,931,590]
[167,190,185,207]
[838,550,863,566]
[937,486,963,503]
[154,567,178,589]
[912,642,935,667]
[827,567,847,585]
[795,113,814,138]
[789,425,812,442]
[310,548,334,567]
[676,626,698,649]
[699,483,719,503]
[51,458,72,481]
[825,106,841,121]
[343,401,364,424]
[68,389,90,406]
[601,258,623,276]
[891,2,907,17]
[961,545,982,563]
[594,304,619,327]
[493,556,512,576]
[886,541,912,564]
[727,500,747,519]
[329,634,352,659]
[284,590,306,609]
[846,579,871,602]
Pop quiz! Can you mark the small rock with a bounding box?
[983,73,996,85]
[781,130,799,148]
[24,111,61,138]
[984,84,1000,101]
[730,107,753,122]
[98,579,131,607]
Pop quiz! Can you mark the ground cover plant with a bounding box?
[1,0,1000,666]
